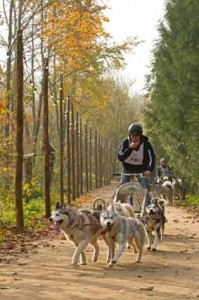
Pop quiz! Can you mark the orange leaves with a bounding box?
[41,0,110,73]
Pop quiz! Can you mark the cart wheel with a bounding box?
[130,190,143,213]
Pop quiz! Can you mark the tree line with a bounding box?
[144,0,199,193]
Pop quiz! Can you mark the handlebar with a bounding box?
[120,173,145,178]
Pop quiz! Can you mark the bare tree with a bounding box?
[15,0,24,228]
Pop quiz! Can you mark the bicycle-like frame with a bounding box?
[117,173,150,218]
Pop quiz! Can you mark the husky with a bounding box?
[92,197,135,218]
[143,198,167,251]
[100,209,148,267]
[154,178,174,205]
[173,178,186,200]
[107,201,135,218]
[107,202,136,251]
[49,202,107,266]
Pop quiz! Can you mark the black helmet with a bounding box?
[128,123,143,136]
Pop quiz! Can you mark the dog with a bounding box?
[143,198,167,251]
[90,197,135,219]
[154,178,174,205]
[107,201,135,218]
[100,209,148,267]
[173,178,185,200]
[49,202,107,266]
[107,201,136,251]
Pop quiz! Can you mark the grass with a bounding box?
[185,194,199,206]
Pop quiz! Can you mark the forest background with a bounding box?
[0,0,198,229]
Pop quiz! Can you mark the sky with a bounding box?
[105,0,165,94]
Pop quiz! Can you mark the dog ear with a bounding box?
[56,202,61,209]
[108,203,115,211]
[158,198,168,206]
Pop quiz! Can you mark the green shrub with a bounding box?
[186,195,199,206]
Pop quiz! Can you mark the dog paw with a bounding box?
[151,248,156,251]
[108,262,114,267]
[134,259,141,263]
[147,246,151,251]
[71,263,80,267]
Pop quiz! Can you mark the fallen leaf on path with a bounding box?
[184,215,193,219]
[180,249,188,253]
[140,286,154,291]
[17,262,27,266]
[173,219,179,223]
[188,233,196,238]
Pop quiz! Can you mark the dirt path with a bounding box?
[0,183,199,300]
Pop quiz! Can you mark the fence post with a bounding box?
[85,124,89,193]
[59,75,64,205]
[66,96,71,203]
[75,112,80,198]
[94,131,99,188]
[89,127,92,191]
[71,103,76,200]
[79,117,83,194]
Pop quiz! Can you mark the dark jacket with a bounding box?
[118,135,156,175]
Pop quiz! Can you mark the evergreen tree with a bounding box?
[144,0,199,192]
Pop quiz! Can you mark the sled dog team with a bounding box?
[50,192,167,267]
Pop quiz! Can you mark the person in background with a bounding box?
[156,158,173,182]
[118,123,156,190]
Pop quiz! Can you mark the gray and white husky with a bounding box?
[100,209,148,267]
[49,202,107,266]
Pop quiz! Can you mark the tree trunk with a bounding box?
[43,58,51,218]
[59,75,64,204]
[15,29,24,229]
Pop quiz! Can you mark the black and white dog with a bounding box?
[143,198,167,251]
